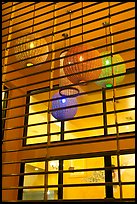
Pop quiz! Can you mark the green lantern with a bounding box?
[96,51,126,88]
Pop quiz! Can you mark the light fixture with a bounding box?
[51,92,77,120]
[63,4,102,86]
[63,44,102,85]
[61,98,66,103]
[35,167,39,171]
[14,3,49,67]
[95,20,126,88]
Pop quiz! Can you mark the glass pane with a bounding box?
[23,188,45,200]
[122,185,135,198]
[26,90,61,145]
[106,85,135,135]
[23,162,45,187]
[48,160,59,171]
[63,186,105,199]
[24,162,45,173]
[48,173,58,185]
[64,91,103,140]
[26,93,48,145]
[111,154,135,199]
[64,157,104,171]
[47,188,58,200]
[64,157,105,185]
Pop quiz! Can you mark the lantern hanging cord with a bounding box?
[105,27,108,51]
[69,11,72,47]
[108,2,123,200]
[45,2,56,200]
[81,2,84,44]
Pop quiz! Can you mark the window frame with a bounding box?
[23,84,61,146]
[18,151,135,201]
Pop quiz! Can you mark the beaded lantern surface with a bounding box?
[51,92,78,120]
[63,44,102,84]
[96,51,126,88]
[14,33,49,67]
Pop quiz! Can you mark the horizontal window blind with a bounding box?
[2,2,135,202]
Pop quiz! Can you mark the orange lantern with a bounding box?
[63,44,102,84]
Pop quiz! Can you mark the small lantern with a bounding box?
[96,51,126,88]
[51,92,78,120]
[14,33,49,67]
[63,44,102,85]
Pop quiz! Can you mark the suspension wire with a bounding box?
[69,10,71,47]
[81,2,84,45]
[105,27,108,51]
[45,2,56,200]
[108,2,123,200]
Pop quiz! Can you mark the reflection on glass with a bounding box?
[48,160,59,171]
[47,188,58,200]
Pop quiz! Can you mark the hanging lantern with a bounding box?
[59,50,79,97]
[63,44,102,85]
[96,51,126,88]
[14,33,49,67]
[51,92,77,120]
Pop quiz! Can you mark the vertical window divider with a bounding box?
[58,159,63,200]
[102,88,114,199]
[44,160,48,200]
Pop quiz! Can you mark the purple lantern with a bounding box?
[51,92,78,120]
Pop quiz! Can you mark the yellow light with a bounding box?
[79,56,84,61]
[30,42,34,49]
[105,59,110,65]
[35,168,39,171]
[27,62,34,67]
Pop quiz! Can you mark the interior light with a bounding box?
[35,168,39,171]
[47,190,50,195]
[106,83,113,88]
[61,98,66,103]
[79,56,84,61]
[30,42,34,49]
[27,62,34,67]
[105,59,110,65]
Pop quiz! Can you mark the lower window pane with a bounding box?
[63,186,105,199]
[47,188,58,200]
[23,188,45,200]
[122,185,135,198]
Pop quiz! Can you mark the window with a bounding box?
[23,86,62,145]
[19,153,135,201]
